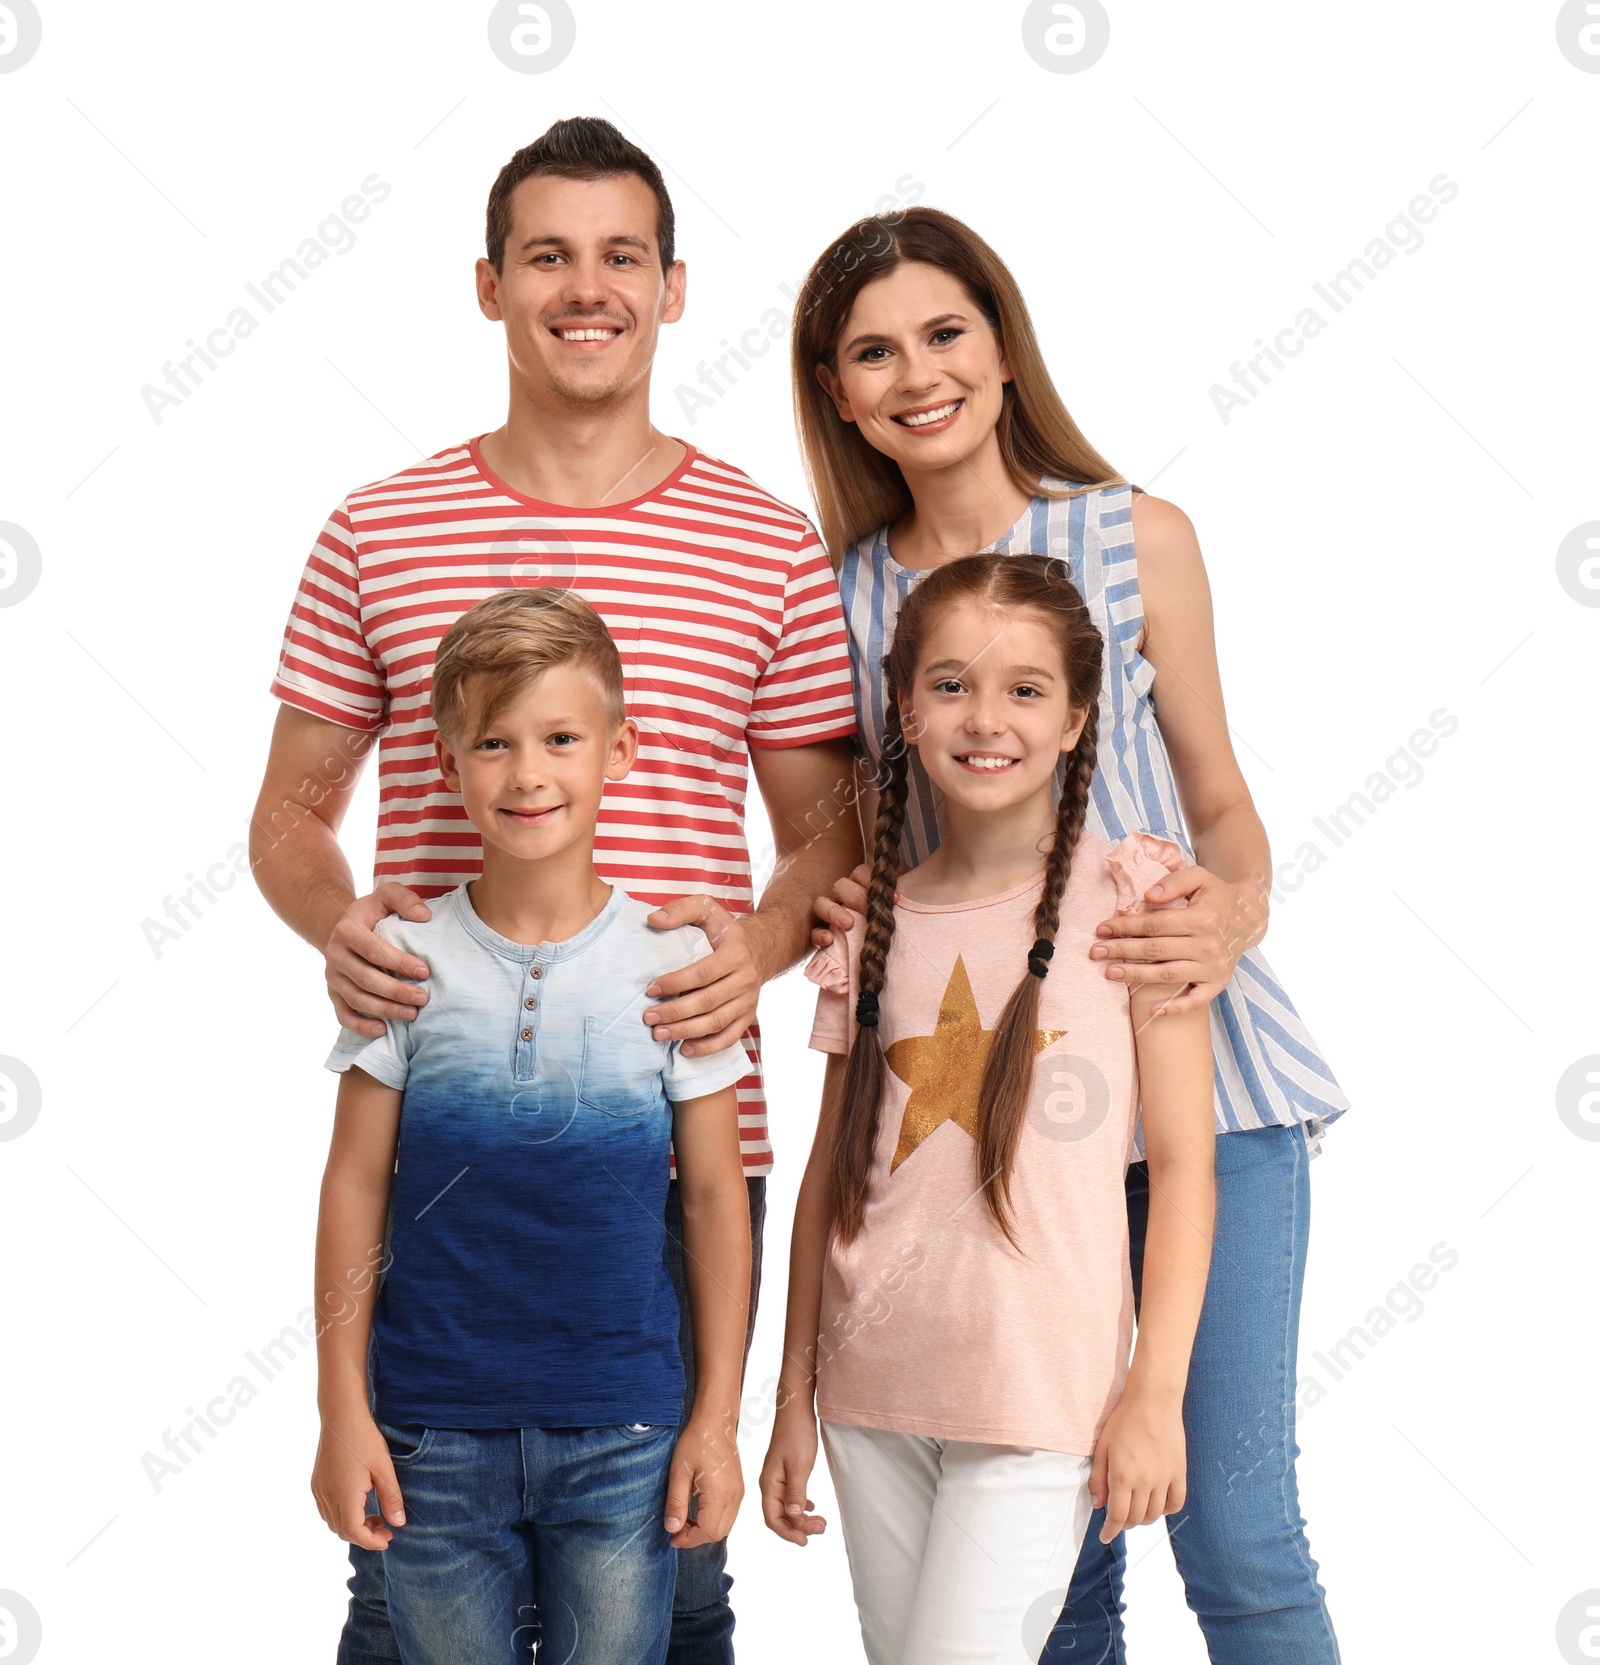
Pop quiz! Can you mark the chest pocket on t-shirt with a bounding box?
[577,1013,665,1118]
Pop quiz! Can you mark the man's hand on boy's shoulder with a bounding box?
[643,894,766,1057]
[664,1411,744,1549]
[325,882,435,1039]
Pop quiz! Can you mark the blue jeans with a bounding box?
[376,1421,676,1664]
[1047,1123,1339,1664]
[335,1178,767,1665]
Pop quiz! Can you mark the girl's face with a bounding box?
[818,262,1010,478]
[900,599,1088,818]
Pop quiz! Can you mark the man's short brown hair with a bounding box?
[431,588,626,742]
[485,116,676,272]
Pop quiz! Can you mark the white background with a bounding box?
[1,2,1597,1661]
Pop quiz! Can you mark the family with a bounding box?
[248,115,1349,1665]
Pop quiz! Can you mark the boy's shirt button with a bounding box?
[530,966,543,979]
[524,997,537,1010]
[520,1026,533,1041]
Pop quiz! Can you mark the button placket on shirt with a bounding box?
[513,959,547,1082]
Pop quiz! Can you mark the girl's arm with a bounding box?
[759,1051,847,1545]
[310,1065,405,1550]
[664,1083,751,1549]
[1093,493,1273,1011]
[1090,987,1216,1542]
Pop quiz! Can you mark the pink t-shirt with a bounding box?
[805,830,1187,1457]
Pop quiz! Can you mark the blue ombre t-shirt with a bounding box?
[325,882,750,1428]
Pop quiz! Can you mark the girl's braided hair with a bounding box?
[833,553,1103,1249]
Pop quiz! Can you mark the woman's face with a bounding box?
[818,262,1011,478]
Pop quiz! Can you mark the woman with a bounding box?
[795,206,1346,1664]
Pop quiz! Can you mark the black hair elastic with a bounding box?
[855,990,881,1028]
[1027,937,1055,979]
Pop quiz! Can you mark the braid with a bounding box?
[858,700,910,1006]
[1034,699,1099,946]
[832,694,911,1242]
[974,698,1101,1248]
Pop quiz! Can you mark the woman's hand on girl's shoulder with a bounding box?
[1092,865,1268,1013]
[810,863,874,950]
[759,1408,828,1546]
[1088,1390,1187,1544]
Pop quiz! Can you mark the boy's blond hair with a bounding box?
[431,588,626,741]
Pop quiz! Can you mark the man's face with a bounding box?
[476,172,685,409]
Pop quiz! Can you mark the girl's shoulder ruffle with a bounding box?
[1102,831,1189,913]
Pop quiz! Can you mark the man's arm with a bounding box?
[249,704,433,1038]
[746,737,863,980]
[643,738,862,1056]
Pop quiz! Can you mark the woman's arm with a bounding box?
[759,1052,847,1545]
[1090,986,1216,1542]
[665,1084,751,1549]
[1092,494,1273,1011]
[311,1066,405,1549]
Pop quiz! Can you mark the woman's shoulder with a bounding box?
[1128,492,1201,560]
[842,521,891,565]
[1038,475,1136,507]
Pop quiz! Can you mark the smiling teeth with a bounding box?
[900,401,961,427]
[959,756,1016,769]
[559,328,618,340]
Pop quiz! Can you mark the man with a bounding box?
[250,116,860,1664]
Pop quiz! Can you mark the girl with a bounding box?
[759,554,1216,1664]
[794,208,1347,1662]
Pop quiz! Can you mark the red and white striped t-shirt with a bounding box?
[270,436,857,1175]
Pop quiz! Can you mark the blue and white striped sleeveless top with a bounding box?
[837,481,1349,1142]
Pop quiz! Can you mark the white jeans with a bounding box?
[821,1421,1094,1665]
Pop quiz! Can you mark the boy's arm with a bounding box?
[1091,991,1216,1542]
[760,1051,845,1545]
[643,739,863,1055]
[663,1083,751,1549]
[311,1065,406,1549]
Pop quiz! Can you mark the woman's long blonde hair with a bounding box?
[792,207,1130,562]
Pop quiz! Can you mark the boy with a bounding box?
[310,588,752,1665]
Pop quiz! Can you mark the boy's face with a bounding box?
[475,172,685,409]
[436,664,637,863]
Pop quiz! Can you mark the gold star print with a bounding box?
[885,955,1065,1172]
